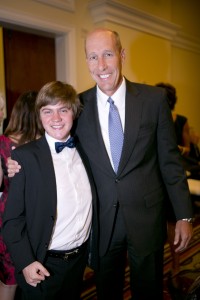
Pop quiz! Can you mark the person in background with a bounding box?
[7,29,194,300]
[0,91,43,300]
[189,128,200,163]
[155,83,200,181]
[155,82,191,157]
[0,93,5,134]
[0,93,5,191]
[186,128,200,180]
[2,81,97,300]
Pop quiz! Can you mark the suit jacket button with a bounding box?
[115,179,119,183]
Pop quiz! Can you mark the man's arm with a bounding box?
[174,220,193,252]
[3,152,33,272]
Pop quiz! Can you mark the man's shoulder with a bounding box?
[125,79,165,99]
[125,77,156,90]
[79,86,96,103]
[13,136,46,154]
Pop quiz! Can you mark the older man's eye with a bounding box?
[104,52,113,57]
[88,55,98,61]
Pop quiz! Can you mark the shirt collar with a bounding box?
[97,77,126,108]
[45,132,71,152]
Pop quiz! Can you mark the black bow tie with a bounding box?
[55,137,76,153]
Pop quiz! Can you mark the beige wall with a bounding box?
[0,0,199,134]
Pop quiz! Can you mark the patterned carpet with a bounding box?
[81,214,200,300]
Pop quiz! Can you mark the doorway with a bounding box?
[3,27,56,122]
[0,8,77,128]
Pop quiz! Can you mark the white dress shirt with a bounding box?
[46,132,92,251]
[97,77,126,168]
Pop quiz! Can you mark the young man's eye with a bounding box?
[43,110,51,115]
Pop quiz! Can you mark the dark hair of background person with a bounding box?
[155,82,177,110]
[4,91,44,145]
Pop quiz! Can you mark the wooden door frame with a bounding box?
[0,8,77,87]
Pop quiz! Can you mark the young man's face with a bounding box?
[40,102,74,141]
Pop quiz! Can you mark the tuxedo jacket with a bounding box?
[76,79,193,257]
[3,135,98,275]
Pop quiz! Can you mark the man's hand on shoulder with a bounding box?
[7,156,21,177]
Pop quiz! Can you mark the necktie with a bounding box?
[55,136,76,153]
[108,97,124,173]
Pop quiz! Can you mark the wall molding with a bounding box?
[0,7,77,86]
[88,0,200,54]
[172,31,200,54]
[34,0,75,12]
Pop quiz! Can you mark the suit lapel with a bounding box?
[35,136,57,210]
[78,88,114,175]
[118,80,143,174]
[78,81,144,176]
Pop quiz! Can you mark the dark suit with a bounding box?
[3,135,98,300]
[76,79,193,299]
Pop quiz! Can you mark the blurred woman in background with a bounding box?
[0,93,5,134]
[0,91,43,300]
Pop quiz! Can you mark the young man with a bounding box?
[7,29,194,300]
[3,81,97,300]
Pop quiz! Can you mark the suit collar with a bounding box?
[77,79,144,176]
[118,79,143,174]
[77,88,113,175]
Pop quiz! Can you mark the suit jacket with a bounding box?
[76,78,193,257]
[3,135,98,275]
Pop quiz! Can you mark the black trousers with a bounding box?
[95,208,164,300]
[16,243,88,300]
